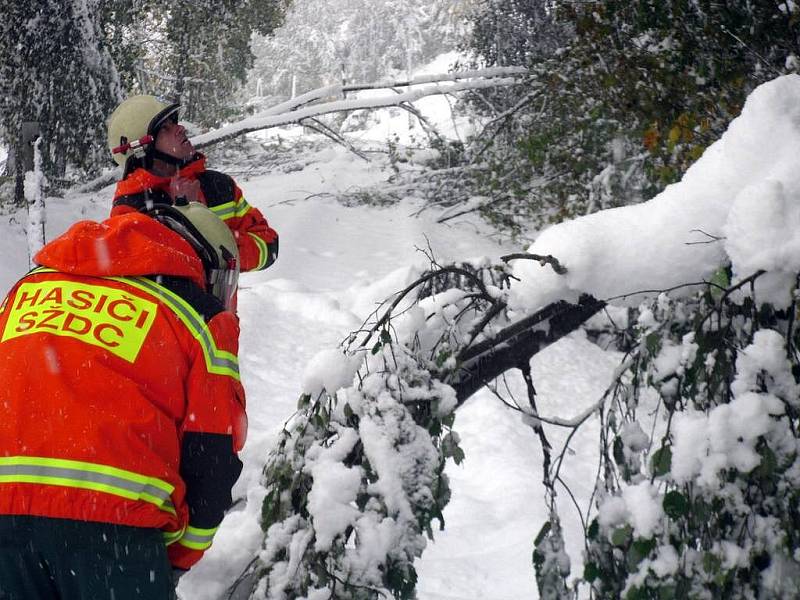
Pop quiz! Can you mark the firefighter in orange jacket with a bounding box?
[0,202,245,599]
[107,94,279,273]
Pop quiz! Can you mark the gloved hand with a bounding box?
[172,568,189,587]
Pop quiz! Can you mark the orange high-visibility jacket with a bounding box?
[0,212,247,570]
[112,153,279,272]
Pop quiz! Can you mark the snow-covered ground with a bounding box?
[3,130,619,600]
[5,63,798,599]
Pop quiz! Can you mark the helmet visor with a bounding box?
[148,103,181,138]
[209,256,240,311]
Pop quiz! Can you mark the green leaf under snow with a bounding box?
[709,266,730,300]
[613,436,626,467]
[646,332,661,355]
[587,518,599,540]
[650,446,672,477]
[534,521,552,547]
[663,490,689,519]
[702,552,721,574]
[629,537,656,567]
[297,393,311,409]
[584,561,600,583]
[611,524,633,547]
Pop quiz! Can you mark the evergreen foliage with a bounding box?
[0,0,122,178]
[152,0,292,125]
[0,0,290,183]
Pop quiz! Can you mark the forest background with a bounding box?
[1,1,800,599]
[3,0,798,226]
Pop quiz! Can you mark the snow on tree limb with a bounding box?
[192,68,527,148]
[256,66,527,116]
[244,255,609,600]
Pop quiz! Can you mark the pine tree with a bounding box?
[0,0,122,180]
[121,0,291,126]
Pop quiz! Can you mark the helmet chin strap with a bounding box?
[149,148,195,170]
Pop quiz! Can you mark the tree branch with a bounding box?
[357,265,497,350]
[299,118,370,162]
[501,252,568,275]
[448,294,606,403]
[470,89,543,162]
[193,74,526,149]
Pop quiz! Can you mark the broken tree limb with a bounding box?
[299,118,371,162]
[192,70,527,149]
[447,294,606,403]
[250,67,528,117]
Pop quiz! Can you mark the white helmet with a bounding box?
[107,95,180,167]
[146,200,240,309]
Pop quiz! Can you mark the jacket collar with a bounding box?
[114,153,207,199]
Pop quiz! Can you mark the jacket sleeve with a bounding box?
[212,180,279,273]
[168,310,247,570]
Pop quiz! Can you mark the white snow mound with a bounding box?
[510,74,800,312]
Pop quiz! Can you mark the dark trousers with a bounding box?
[0,515,174,600]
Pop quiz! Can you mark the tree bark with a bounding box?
[447,295,606,403]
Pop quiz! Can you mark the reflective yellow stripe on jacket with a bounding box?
[208,198,252,222]
[116,276,240,381]
[177,524,219,550]
[247,232,270,270]
[0,455,175,514]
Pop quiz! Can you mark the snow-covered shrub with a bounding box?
[250,260,515,600]
[255,341,461,600]
[584,272,800,599]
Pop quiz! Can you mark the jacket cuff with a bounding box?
[167,540,205,570]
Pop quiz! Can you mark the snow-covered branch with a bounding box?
[192,68,527,148]
[249,66,527,117]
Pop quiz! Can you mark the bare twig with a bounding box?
[396,102,446,144]
[604,279,723,303]
[299,118,370,162]
[719,269,767,304]
[357,265,496,350]
[435,195,507,224]
[471,89,542,162]
[685,229,725,245]
[501,252,568,275]
[520,366,548,449]
[720,25,782,77]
